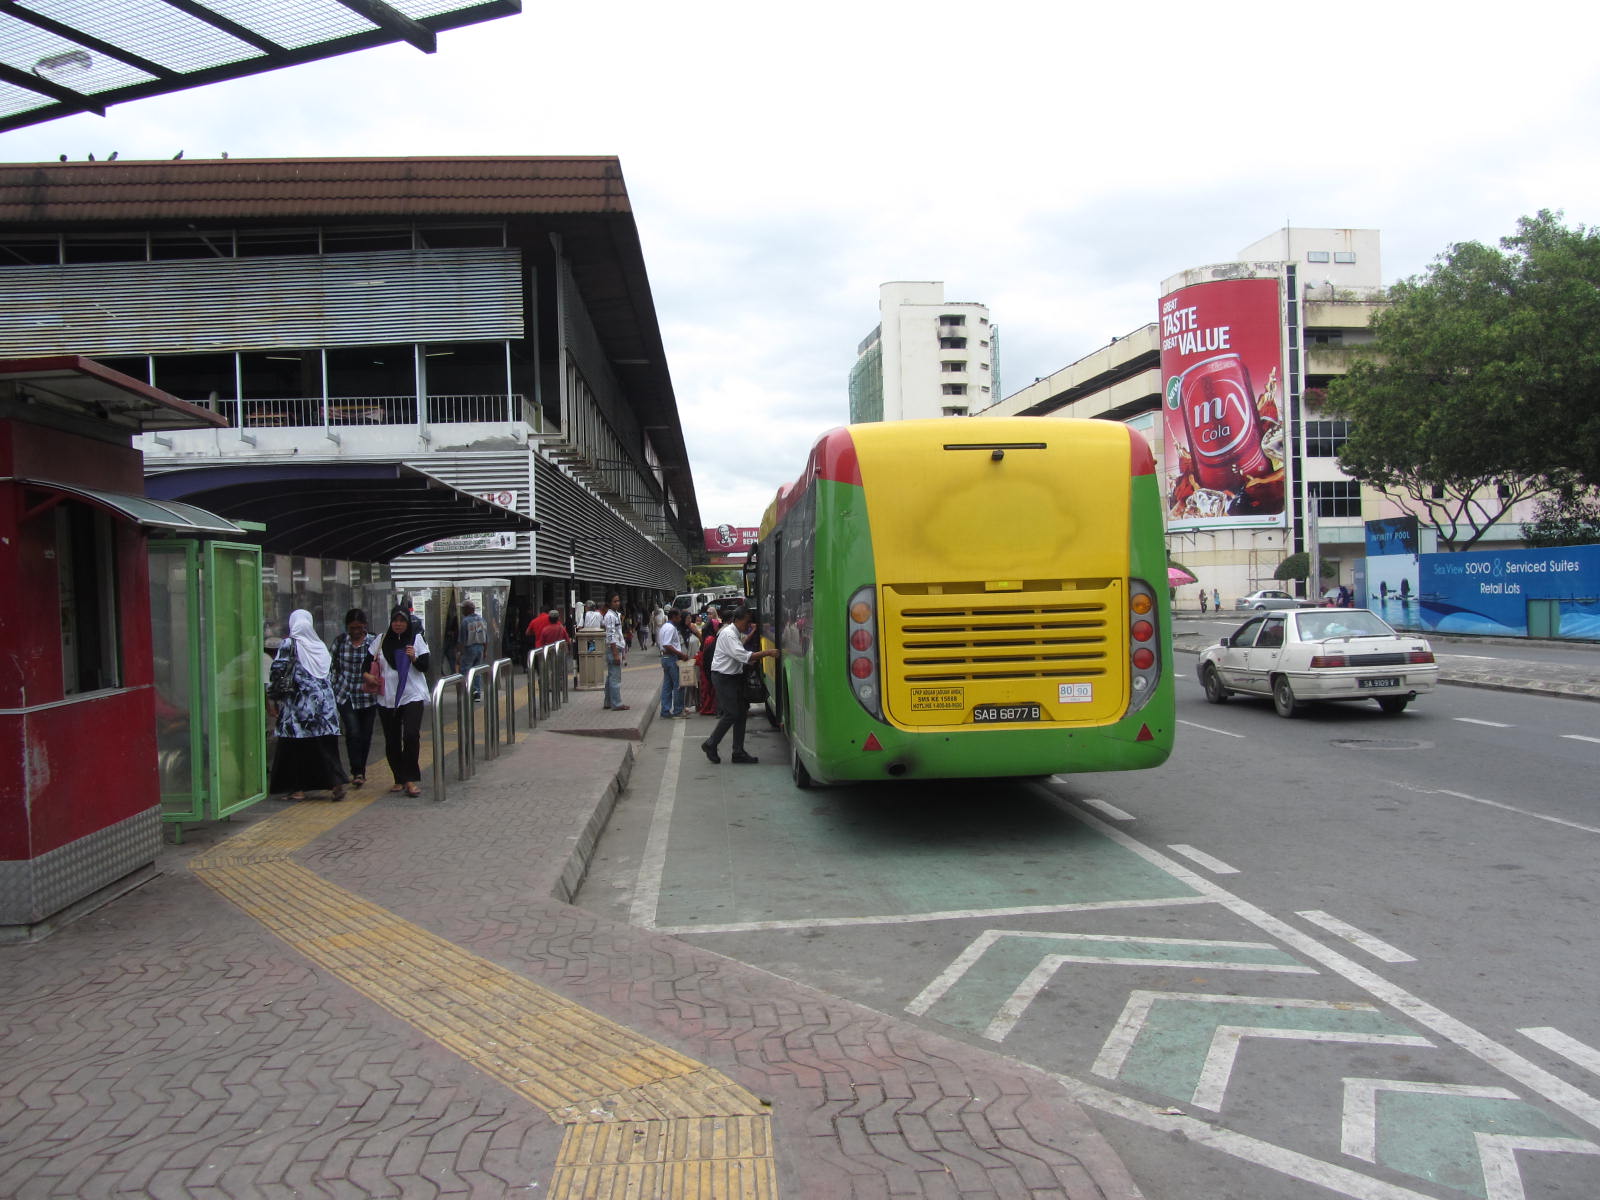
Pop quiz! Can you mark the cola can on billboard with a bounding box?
[1176,353,1271,490]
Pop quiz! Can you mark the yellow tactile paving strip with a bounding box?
[190,734,776,1197]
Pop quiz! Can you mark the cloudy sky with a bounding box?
[5,1,1599,526]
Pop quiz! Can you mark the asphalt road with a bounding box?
[577,686,1600,1200]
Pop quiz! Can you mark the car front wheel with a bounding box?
[1272,675,1300,719]
[1201,664,1230,704]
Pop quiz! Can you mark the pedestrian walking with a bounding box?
[680,618,702,712]
[268,609,348,801]
[372,606,431,797]
[658,607,690,718]
[458,600,488,701]
[329,608,379,788]
[603,593,629,710]
[1212,586,1220,611]
[700,605,778,764]
[1199,588,1208,615]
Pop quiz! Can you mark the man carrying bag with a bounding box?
[700,606,778,765]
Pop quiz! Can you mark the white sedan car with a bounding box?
[1198,608,1438,717]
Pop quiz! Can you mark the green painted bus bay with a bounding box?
[749,418,1175,788]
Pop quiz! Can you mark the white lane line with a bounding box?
[1177,718,1246,739]
[1455,717,1513,728]
[1562,734,1600,745]
[1389,780,1600,836]
[1035,783,1600,1135]
[1520,1027,1600,1077]
[1296,910,1416,963]
[630,718,685,929]
[1075,796,1136,822]
[1167,844,1240,875]
[654,893,1215,936]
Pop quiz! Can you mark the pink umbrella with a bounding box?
[1168,565,1197,586]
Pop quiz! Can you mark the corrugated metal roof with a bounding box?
[0,156,630,223]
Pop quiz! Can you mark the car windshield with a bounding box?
[1294,610,1396,640]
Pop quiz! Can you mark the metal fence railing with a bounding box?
[426,646,568,801]
[225,394,525,429]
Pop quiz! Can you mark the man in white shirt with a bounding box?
[602,593,629,710]
[701,606,778,764]
[579,601,604,630]
[657,608,690,718]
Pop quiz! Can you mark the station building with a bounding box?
[0,156,702,648]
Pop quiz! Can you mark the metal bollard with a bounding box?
[534,649,547,732]
[429,672,465,801]
[463,663,491,760]
[485,657,512,756]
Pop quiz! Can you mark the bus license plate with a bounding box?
[1358,677,1401,689]
[972,703,1041,723]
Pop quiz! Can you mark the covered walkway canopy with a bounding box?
[0,0,521,133]
[145,461,538,562]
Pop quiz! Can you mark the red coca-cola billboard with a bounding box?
[1159,275,1287,530]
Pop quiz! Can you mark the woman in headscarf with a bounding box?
[371,607,432,797]
[268,609,347,801]
[695,613,719,716]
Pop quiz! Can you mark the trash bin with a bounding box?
[576,635,606,690]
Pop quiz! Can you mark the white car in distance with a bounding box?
[1198,607,1438,717]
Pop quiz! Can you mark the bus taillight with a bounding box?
[1127,578,1161,713]
[847,585,883,719]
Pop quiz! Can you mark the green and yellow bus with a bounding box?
[750,418,1174,788]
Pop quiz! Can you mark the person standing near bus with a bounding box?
[700,606,778,764]
[603,593,629,710]
[658,607,690,718]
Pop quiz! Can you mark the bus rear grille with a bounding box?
[889,600,1112,682]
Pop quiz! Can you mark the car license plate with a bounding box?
[972,703,1041,723]
[1358,677,1401,689]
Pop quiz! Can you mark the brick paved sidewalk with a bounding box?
[0,664,1143,1199]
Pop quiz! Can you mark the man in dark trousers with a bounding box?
[701,606,778,764]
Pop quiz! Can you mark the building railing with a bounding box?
[216,394,532,429]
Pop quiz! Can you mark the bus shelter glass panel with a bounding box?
[148,541,204,822]
[206,541,267,817]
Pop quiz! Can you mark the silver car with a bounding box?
[1198,607,1438,717]
[1234,589,1304,611]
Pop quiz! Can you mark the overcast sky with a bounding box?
[5,1,1599,527]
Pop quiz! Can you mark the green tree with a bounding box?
[1326,211,1600,550]
[1521,485,1600,548]
[1273,552,1336,583]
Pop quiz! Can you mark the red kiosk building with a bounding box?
[0,356,236,939]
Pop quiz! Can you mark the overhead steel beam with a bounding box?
[0,61,104,114]
[331,0,437,53]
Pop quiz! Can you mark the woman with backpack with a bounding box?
[267,609,347,802]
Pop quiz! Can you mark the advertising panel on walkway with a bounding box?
[1159,276,1287,531]
[1418,545,1600,639]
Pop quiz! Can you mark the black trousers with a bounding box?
[706,671,749,754]
[338,702,378,776]
[378,701,424,784]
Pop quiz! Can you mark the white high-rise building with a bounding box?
[850,282,996,422]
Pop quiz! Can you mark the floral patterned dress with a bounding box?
[268,644,347,794]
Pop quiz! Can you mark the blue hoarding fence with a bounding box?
[1417,545,1600,640]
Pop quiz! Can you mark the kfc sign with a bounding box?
[703,525,760,553]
